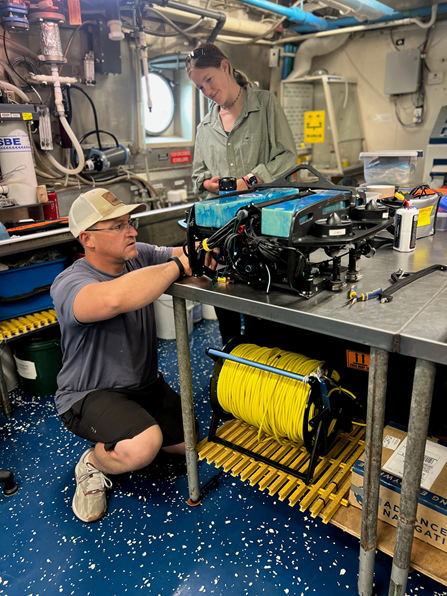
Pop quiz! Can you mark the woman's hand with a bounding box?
[236,178,248,192]
[203,176,221,194]
[236,175,263,192]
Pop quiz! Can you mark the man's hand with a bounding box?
[203,176,220,194]
[171,247,192,276]
[204,248,219,271]
[178,252,192,276]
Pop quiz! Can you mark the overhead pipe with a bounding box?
[275,14,439,43]
[313,0,394,21]
[233,0,394,30]
[150,6,275,39]
[148,0,226,43]
[232,0,330,30]
[152,5,275,38]
[216,4,440,45]
[291,2,444,32]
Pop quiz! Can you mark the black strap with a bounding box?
[167,256,185,279]
[0,284,51,303]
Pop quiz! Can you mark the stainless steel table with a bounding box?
[167,233,447,596]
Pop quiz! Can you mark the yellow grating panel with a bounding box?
[197,420,365,524]
[0,309,58,339]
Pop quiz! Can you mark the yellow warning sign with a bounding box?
[304,110,325,143]
[417,206,433,227]
[22,113,32,121]
[346,350,370,371]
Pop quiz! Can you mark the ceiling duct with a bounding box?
[285,33,350,80]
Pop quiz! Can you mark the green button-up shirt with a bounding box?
[192,86,297,200]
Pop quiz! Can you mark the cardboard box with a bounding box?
[349,423,447,553]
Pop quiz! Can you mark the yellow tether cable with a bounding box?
[328,387,365,426]
[217,344,325,444]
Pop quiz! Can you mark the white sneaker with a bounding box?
[72,447,112,523]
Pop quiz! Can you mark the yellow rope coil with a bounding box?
[217,344,325,445]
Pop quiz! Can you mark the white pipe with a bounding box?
[285,34,349,80]
[276,17,419,42]
[413,3,438,28]
[139,31,152,112]
[217,14,434,46]
[41,66,85,175]
[216,34,274,45]
[51,66,64,116]
[47,115,85,175]
[318,0,393,21]
[154,6,275,37]
[0,80,31,103]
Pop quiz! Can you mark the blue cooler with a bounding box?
[0,257,66,321]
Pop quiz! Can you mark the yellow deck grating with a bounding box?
[197,419,365,524]
[0,309,58,339]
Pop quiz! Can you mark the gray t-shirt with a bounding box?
[50,242,172,415]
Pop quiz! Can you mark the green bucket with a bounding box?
[13,332,63,397]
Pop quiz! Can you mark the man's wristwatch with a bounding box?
[167,256,185,279]
[243,173,257,188]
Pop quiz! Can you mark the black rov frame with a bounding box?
[185,165,394,298]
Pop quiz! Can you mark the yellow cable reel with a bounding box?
[208,342,350,456]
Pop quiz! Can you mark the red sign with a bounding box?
[170,150,191,164]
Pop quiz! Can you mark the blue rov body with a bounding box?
[194,188,351,239]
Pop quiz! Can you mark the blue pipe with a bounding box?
[284,44,298,79]
[282,43,290,81]
[290,3,447,33]
[235,0,330,30]
[207,348,309,383]
[236,0,394,30]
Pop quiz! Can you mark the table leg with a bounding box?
[172,296,200,503]
[358,348,389,596]
[0,352,12,418]
[388,358,436,596]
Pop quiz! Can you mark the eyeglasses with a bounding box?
[88,219,139,233]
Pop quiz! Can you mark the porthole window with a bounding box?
[141,72,175,136]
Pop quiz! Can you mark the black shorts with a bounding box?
[60,373,197,451]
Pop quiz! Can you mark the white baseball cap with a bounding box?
[69,188,146,238]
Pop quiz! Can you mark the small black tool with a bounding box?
[380,264,447,303]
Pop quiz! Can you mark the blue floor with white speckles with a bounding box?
[1,319,445,596]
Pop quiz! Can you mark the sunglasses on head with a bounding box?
[186,47,209,62]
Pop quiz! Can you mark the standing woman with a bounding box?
[187,43,297,343]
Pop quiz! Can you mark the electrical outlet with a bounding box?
[413,107,423,123]
[269,48,280,68]
[427,71,444,85]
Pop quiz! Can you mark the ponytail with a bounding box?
[233,68,253,88]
